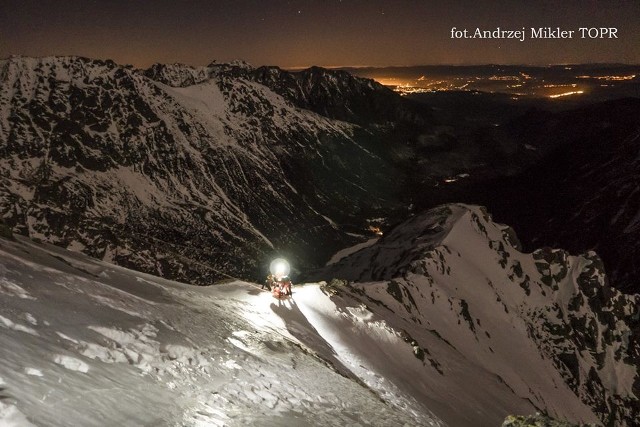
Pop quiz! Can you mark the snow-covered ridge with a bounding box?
[313,204,640,426]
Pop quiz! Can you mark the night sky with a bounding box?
[1,0,639,68]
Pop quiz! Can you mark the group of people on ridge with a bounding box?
[263,273,292,298]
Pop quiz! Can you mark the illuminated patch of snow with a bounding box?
[0,401,35,427]
[326,238,379,265]
[24,368,43,377]
[53,355,89,373]
[0,279,35,300]
[24,313,37,326]
[55,332,79,344]
[0,315,39,336]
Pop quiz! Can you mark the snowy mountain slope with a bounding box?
[310,204,640,426]
[2,205,637,426]
[0,55,418,284]
[0,234,442,426]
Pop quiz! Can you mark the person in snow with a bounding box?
[263,274,273,291]
[280,276,292,297]
[272,281,281,298]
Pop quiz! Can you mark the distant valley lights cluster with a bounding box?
[375,77,590,98]
[548,90,585,99]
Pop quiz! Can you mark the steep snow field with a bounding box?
[0,235,441,426]
[1,203,638,426]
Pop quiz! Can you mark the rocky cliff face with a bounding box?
[484,99,640,294]
[0,56,434,283]
[312,204,640,426]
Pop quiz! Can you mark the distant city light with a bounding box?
[367,70,611,99]
[548,90,584,98]
[576,75,636,81]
